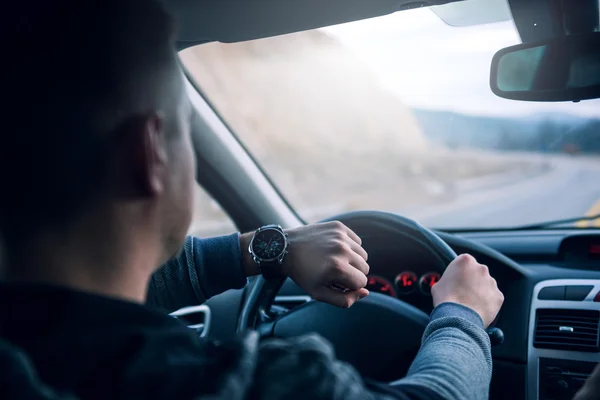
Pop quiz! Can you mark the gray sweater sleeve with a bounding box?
[387,302,493,400]
[250,302,492,400]
[146,234,247,312]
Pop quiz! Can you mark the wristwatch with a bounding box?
[248,224,289,280]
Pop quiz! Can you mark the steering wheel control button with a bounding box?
[395,272,418,295]
[538,286,566,300]
[565,285,594,301]
[418,272,441,295]
[486,327,505,346]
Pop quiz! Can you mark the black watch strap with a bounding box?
[259,260,286,280]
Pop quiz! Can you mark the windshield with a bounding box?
[180,7,600,230]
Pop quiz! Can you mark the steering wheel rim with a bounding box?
[236,211,458,380]
[322,210,457,265]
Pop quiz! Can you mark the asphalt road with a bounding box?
[191,154,600,238]
[402,156,600,229]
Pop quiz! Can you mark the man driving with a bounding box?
[0,1,504,399]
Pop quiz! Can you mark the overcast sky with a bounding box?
[323,7,600,118]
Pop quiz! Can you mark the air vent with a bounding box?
[534,309,600,352]
[170,305,211,337]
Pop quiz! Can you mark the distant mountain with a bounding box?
[412,109,600,154]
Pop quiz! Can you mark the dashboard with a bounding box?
[364,271,440,314]
[272,228,600,400]
[367,271,439,297]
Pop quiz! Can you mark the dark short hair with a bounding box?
[1,0,178,250]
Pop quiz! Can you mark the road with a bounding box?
[399,156,600,229]
[190,154,600,238]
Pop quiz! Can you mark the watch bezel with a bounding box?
[248,225,289,263]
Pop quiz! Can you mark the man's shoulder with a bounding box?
[0,283,244,399]
[0,321,250,399]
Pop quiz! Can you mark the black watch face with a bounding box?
[252,229,286,260]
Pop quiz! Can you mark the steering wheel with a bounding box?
[237,211,467,380]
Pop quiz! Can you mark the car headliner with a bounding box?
[166,0,462,47]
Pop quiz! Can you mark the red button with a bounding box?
[594,291,600,302]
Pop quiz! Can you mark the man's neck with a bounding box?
[4,220,162,304]
[6,264,151,304]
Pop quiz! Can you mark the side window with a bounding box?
[188,186,237,238]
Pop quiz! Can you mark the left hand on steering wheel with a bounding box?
[282,221,370,308]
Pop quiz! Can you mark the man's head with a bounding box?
[1,0,195,289]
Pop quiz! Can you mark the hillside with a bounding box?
[180,30,428,159]
[181,29,433,215]
[180,31,548,236]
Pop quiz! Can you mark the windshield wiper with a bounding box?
[511,213,600,230]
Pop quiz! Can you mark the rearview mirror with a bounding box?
[490,32,600,102]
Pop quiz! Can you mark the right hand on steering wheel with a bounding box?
[432,254,504,328]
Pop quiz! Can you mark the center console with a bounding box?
[528,279,600,400]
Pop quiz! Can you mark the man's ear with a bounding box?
[120,112,168,198]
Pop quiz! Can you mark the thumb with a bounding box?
[315,288,369,308]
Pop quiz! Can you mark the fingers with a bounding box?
[452,253,476,267]
[348,239,368,262]
[330,262,368,292]
[350,255,370,276]
[329,221,369,275]
[344,227,362,246]
[347,239,369,275]
[448,254,489,277]
[329,221,362,245]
